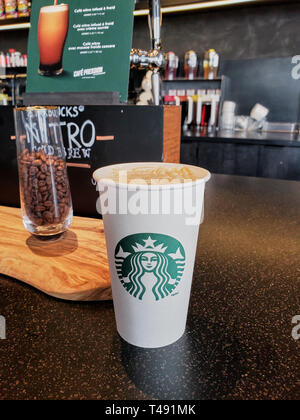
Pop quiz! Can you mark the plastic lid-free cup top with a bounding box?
[250,103,269,121]
[93,162,211,190]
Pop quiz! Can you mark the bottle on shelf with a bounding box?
[4,0,18,18]
[0,49,27,68]
[0,52,6,68]
[8,49,17,67]
[17,0,29,17]
[203,49,219,79]
[164,51,179,80]
[184,50,198,80]
[0,0,5,19]
[5,52,11,68]
[22,54,27,67]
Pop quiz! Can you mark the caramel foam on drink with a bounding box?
[40,4,69,13]
[111,166,198,185]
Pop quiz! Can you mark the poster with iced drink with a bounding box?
[26,0,135,102]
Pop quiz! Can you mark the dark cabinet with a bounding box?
[257,146,300,180]
[181,140,300,181]
[180,141,198,166]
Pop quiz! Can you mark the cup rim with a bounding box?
[40,3,69,11]
[93,162,211,191]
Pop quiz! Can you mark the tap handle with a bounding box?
[148,0,162,50]
[152,69,161,105]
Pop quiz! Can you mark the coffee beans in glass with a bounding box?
[14,106,73,236]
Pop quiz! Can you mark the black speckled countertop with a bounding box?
[1,174,300,400]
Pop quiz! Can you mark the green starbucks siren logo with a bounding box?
[115,233,186,301]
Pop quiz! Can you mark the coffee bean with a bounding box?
[33,159,42,166]
[20,159,31,166]
[35,205,46,212]
[33,218,43,225]
[29,167,38,176]
[43,211,54,223]
[41,164,47,173]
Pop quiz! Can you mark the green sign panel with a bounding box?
[26,0,135,102]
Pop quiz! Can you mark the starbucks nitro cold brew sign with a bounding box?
[115,234,186,302]
[26,0,135,102]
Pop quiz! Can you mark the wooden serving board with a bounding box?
[0,206,111,301]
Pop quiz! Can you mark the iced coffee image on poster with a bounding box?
[38,2,69,76]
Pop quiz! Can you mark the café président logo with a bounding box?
[73,66,105,79]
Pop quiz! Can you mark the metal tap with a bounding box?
[130,0,166,105]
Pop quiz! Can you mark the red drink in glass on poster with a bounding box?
[38,2,69,76]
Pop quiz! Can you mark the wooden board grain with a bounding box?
[0,206,111,301]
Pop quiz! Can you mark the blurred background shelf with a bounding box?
[0,17,30,31]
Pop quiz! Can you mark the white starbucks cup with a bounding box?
[93,162,211,348]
